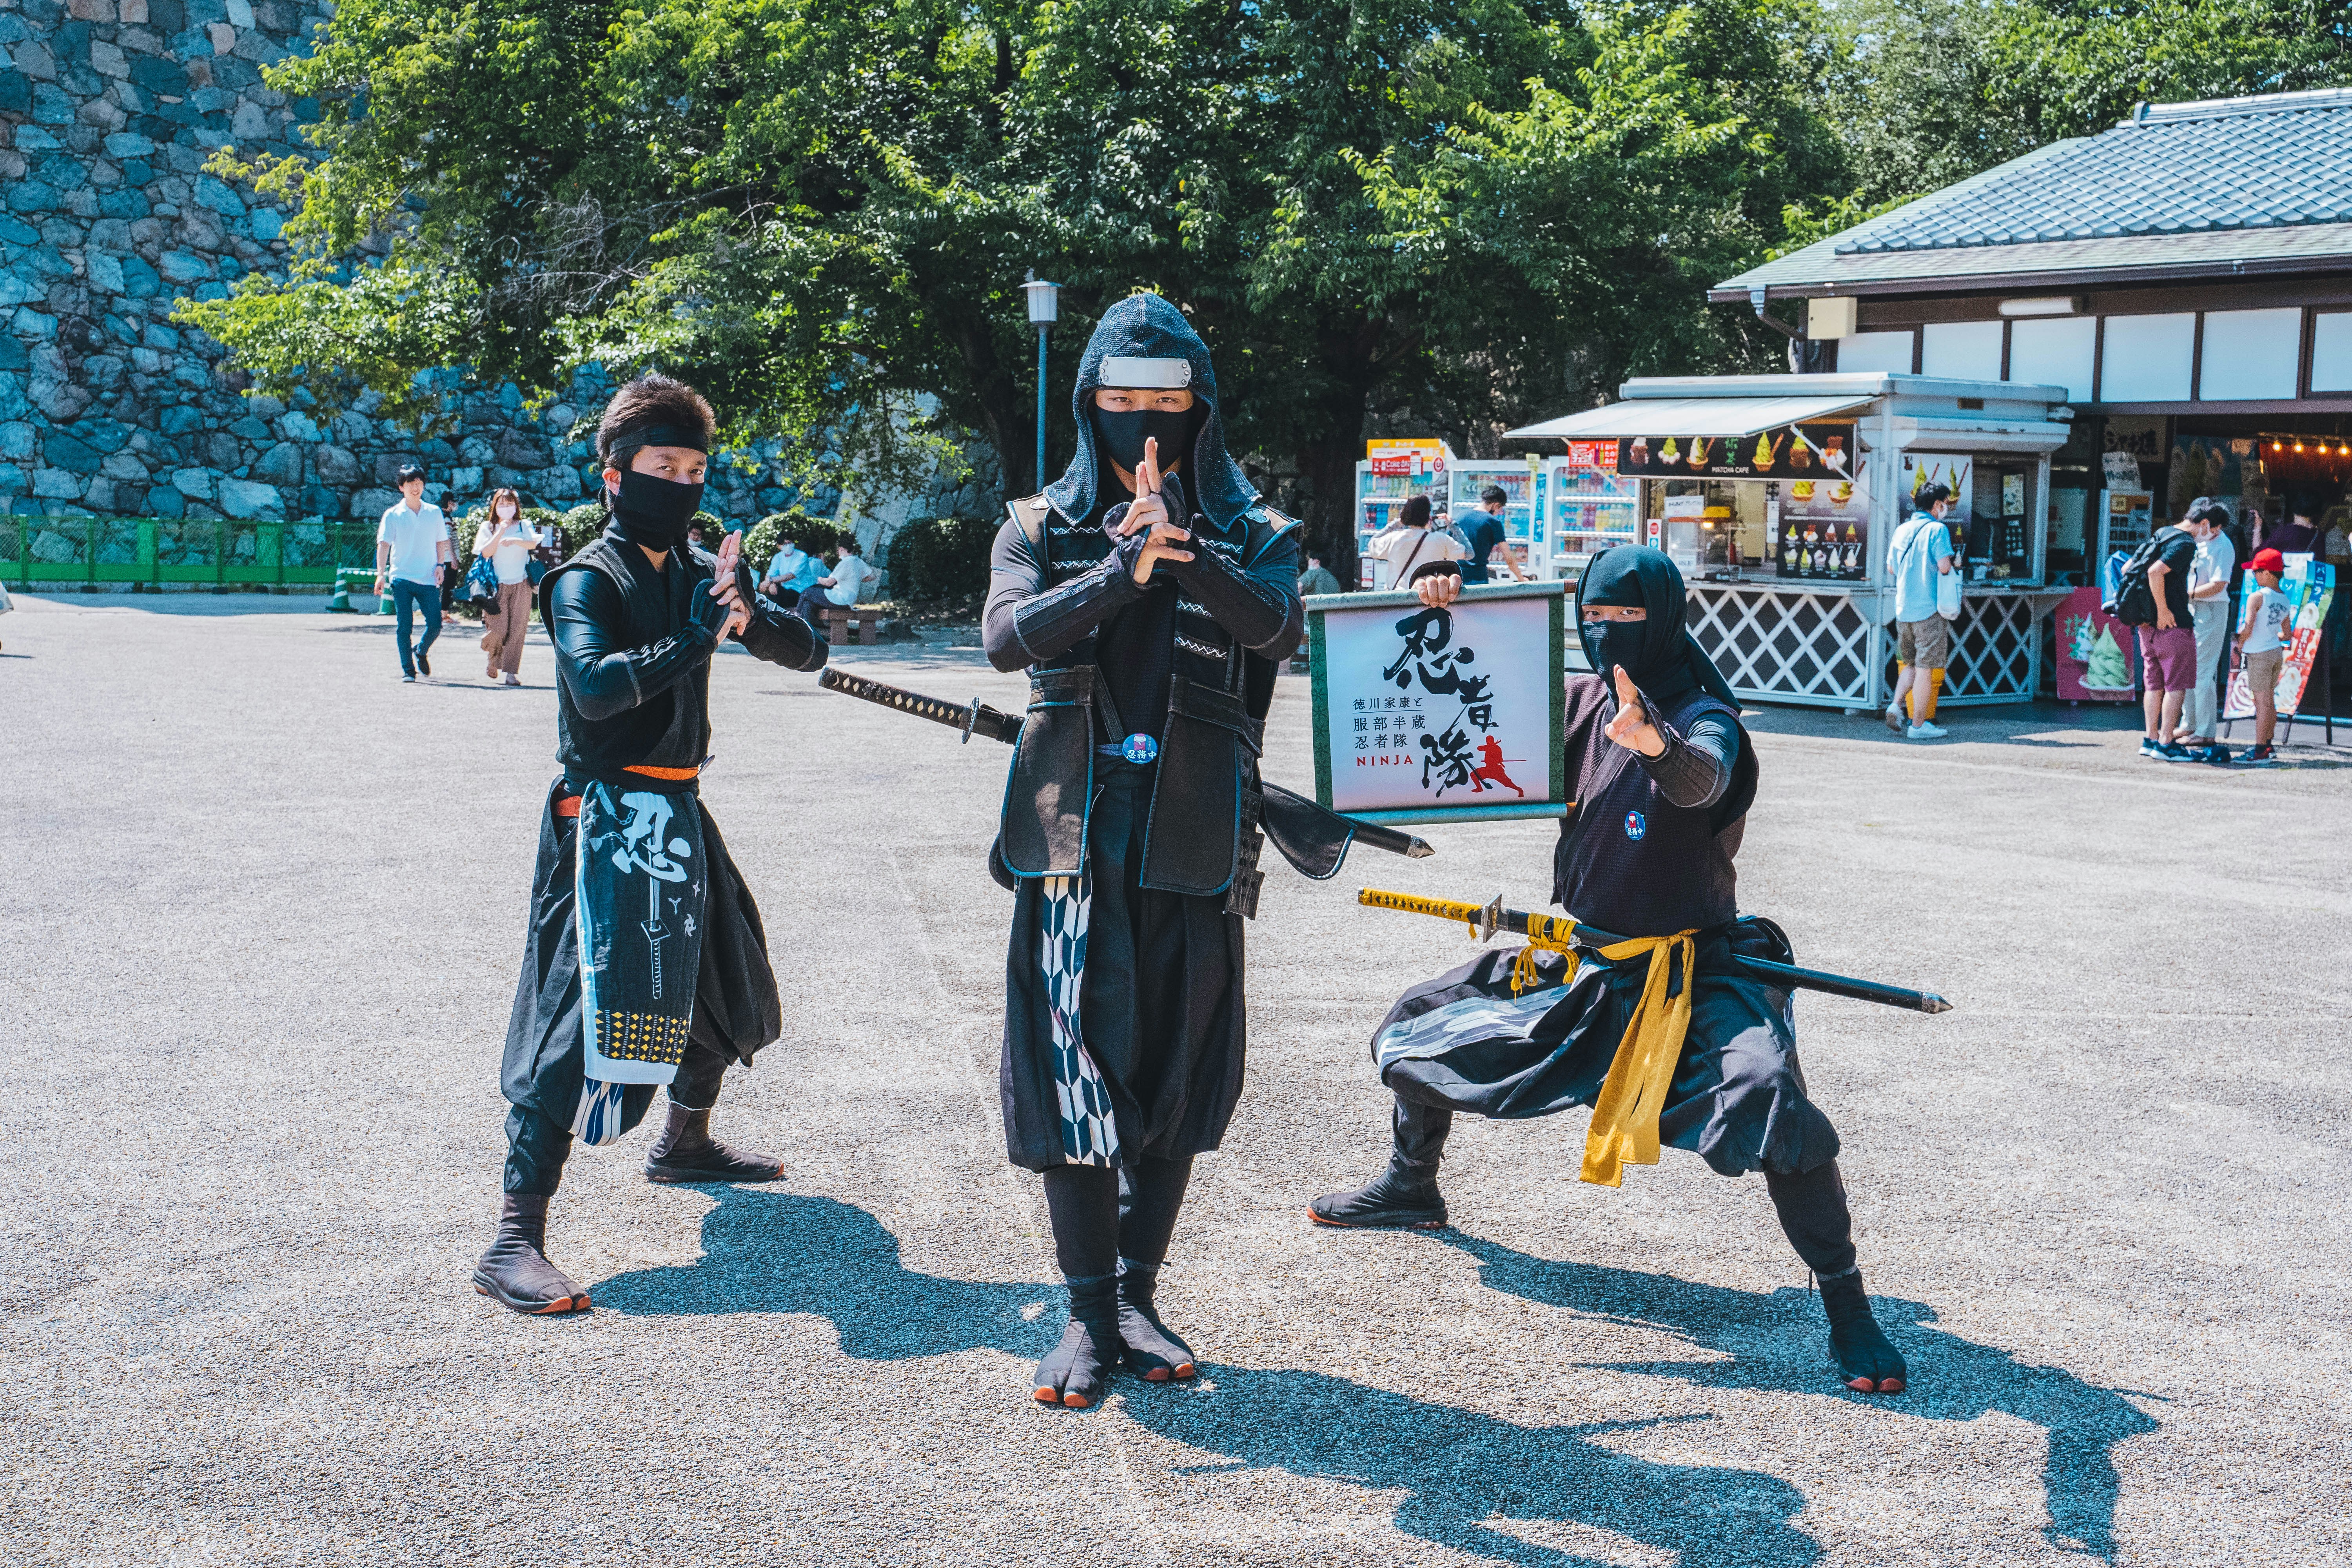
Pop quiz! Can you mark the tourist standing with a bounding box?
[2235,547,2291,764]
[2136,519,2200,761]
[1459,485,1532,585]
[376,465,452,682]
[1368,495,1465,590]
[474,488,544,686]
[1885,485,1956,740]
[2178,498,2235,761]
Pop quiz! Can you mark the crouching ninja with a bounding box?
[1311,547,1909,1395]
[473,374,830,1315]
[984,293,1305,1407]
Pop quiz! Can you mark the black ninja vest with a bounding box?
[996,492,1292,901]
[1552,674,1757,936]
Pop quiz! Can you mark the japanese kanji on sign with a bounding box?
[1303,580,1567,826]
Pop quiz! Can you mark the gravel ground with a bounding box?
[2,592,2347,1568]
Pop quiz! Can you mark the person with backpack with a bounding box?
[2128,516,2201,760]
[1884,484,1957,740]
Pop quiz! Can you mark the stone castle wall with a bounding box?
[0,0,997,541]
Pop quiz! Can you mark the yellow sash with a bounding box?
[1579,931,1699,1187]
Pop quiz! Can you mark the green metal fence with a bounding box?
[0,515,381,589]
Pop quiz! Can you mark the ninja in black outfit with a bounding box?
[1311,548,1908,1396]
[983,294,1305,1407]
[472,374,830,1316]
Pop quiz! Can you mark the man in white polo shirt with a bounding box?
[375,464,454,682]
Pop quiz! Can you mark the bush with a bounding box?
[556,503,604,552]
[743,508,854,571]
[887,515,996,603]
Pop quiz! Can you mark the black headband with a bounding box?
[602,422,710,460]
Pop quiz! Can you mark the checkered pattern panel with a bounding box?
[593,1009,693,1067]
[571,1080,630,1147]
[1939,593,2038,701]
[1686,587,1876,704]
[1040,875,1118,1168]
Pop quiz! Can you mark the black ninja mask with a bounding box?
[608,464,706,550]
[1575,545,1740,709]
[1091,406,1196,473]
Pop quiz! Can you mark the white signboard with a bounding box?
[1307,581,1566,825]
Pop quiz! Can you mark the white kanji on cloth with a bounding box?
[1040,874,1119,1167]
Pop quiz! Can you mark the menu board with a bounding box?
[1771,471,1870,580]
[1617,423,1857,481]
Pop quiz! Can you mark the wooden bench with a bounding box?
[817,602,884,646]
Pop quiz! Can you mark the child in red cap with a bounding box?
[2235,547,2290,762]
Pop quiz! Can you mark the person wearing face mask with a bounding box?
[474,488,545,685]
[982,292,1305,1410]
[1309,546,1911,1397]
[472,374,831,1318]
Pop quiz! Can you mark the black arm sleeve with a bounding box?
[550,567,717,722]
[981,515,1143,673]
[728,556,829,671]
[1635,712,1739,809]
[1165,517,1305,658]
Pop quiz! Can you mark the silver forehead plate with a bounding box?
[1099,356,1192,389]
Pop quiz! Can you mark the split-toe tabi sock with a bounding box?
[1819,1267,1907,1394]
[1034,1273,1123,1408]
[471,1194,589,1314]
[1308,1157,1448,1229]
[644,1104,783,1184]
[1115,1261,1197,1381]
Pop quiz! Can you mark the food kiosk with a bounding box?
[1504,373,2076,709]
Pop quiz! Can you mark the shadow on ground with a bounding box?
[597,1189,1819,1567]
[1445,1232,2161,1561]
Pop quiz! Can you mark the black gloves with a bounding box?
[685,577,733,643]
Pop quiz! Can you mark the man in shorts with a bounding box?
[2137,518,2200,761]
[1886,485,1956,740]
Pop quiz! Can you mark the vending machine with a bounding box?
[2096,487,2154,600]
[1354,438,1454,588]
[1446,459,1546,577]
[1541,442,1641,578]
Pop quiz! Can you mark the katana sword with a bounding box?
[818,667,1435,860]
[1356,888,1951,1014]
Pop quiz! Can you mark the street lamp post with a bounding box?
[1022,273,1060,494]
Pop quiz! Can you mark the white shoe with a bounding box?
[501,673,521,686]
[1906,721,1948,740]
[1883,706,1906,733]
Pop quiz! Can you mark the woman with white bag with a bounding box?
[472,489,545,685]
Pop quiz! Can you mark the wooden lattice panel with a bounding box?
[1685,586,1877,707]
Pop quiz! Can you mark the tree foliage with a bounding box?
[189,0,1853,559]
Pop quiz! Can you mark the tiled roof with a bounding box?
[1842,89,2352,252]
[1714,88,2352,296]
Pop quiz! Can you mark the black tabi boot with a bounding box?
[1116,1261,1198,1382]
[470,1194,589,1315]
[1818,1267,1908,1395]
[1309,1154,1449,1229]
[1034,1272,1124,1409]
[643,1103,784,1185]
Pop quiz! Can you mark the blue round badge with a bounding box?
[1122,733,1160,764]
[1624,810,1647,840]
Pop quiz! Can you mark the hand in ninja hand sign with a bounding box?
[1604,665,1667,757]
[1119,436,1194,584]
[708,528,751,640]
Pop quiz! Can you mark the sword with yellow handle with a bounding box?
[1356,888,1951,1014]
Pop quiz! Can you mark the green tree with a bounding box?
[182,0,1845,565]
